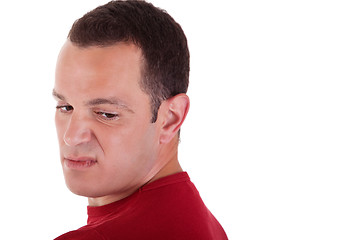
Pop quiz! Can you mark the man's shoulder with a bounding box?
[95,172,227,239]
[139,172,207,214]
[54,228,104,240]
[55,172,228,240]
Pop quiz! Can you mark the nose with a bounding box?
[63,114,92,146]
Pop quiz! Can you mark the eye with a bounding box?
[56,105,73,113]
[95,111,119,120]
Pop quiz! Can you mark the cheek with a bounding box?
[99,127,144,157]
[55,114,65,143]
[98,121,158,163]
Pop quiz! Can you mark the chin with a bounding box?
[64,177,101,198]
[66,183,88,197]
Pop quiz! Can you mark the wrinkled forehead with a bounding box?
[54,40,148,105]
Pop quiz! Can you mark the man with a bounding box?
[53,1,227,239]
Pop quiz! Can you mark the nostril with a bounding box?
[63,135,72,146]
[63,121,93,146]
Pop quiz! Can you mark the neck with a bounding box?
[147,136,183,184]
[88,137,182,207]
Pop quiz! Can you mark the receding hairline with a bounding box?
[65,39,147,73]
[59,39,148,88]
[67,37,141,49]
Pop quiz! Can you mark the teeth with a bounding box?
[86,161,93,166]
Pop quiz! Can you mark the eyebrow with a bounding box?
[85,98,134,113]
[52,89,134,113]
[52,89,65,101]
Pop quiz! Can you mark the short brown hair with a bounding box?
[68,0,190,122]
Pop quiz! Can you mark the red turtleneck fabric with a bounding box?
[55,172,227,240]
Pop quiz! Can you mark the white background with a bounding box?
[0,1,359,239]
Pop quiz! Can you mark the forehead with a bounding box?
[55,41,146,104]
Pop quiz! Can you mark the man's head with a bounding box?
[68,0,189,122]
[53,0,190,206]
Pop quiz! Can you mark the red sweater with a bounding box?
[55,172,227,239]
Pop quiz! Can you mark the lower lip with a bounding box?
[64,159,97,170]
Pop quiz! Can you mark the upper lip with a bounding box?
[64,156,97,162]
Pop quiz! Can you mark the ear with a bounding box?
[158,93,190,144]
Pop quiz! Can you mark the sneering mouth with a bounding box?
[63,157,97,170]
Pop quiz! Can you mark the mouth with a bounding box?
[63,157,97,170]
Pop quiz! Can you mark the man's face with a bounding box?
[54,41,161,200]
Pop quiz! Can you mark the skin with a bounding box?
[54,41,190,207]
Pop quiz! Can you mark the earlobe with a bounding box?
[159,94,190,144]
